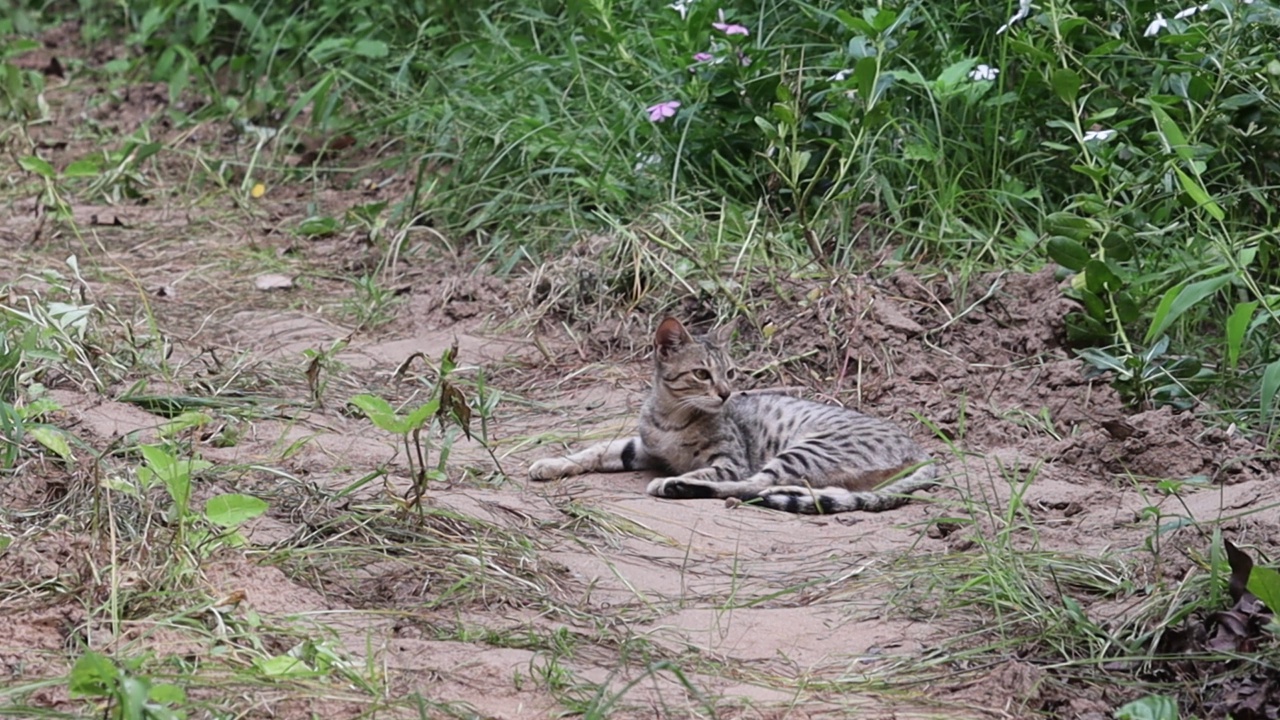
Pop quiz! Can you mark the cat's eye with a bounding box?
[726,368,738,380]
[692,369,711,381]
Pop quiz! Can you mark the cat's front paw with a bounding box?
[646,476,716,499]
[529,457,583,481]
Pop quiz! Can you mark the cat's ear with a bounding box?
[655,317,691,357]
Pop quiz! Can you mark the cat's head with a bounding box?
[652,317,738,411]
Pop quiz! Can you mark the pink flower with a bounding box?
[693,51,714,62]
[737,50,751,66]
[646,101,681,122]
[713,9,749,36]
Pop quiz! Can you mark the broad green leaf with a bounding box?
[1083,259,1121,293]
[936,58,977,92]
[1114,292,1140,324]
[1114,694,1178,720]
[770,102,795,127]
[1225,301,1257,369]
[68,652,118,697]
[148,683,186,704]
[1071,164,1108,181]
[255,655,312,677]
[404,398,442,429]
[1046,236,1090,271]
[63,159,101,178]
[1045,211,1100,241]
[348,394,407,433]
[1247,565,1280,615]
[1050,68,1082,105]
[1151,104,1192,161]
[1261,359,1280,421]
[297,215,339,237]
[19,156,55,178]
[119,675,150,720]
[204,493,268,527]
[1144,275,1230,344]
[352,39,389,58]
[855,56,878,104]
[1078,289,1107,321]
[28,426,72,462]
[870,8,898,31]
[1173,167,1225,220]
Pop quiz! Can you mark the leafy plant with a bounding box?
[68,651,187,720]
[348,345,476,515]
[123,443,267,550]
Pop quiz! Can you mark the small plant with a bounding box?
[68,651,187,720]
[348,345,477,515]
[121,443,267,551]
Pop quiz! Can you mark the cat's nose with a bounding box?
[717,386,731,401]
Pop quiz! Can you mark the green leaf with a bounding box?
[1247,565,1280,615]
[936,58,977,92]
[1261,360,1280,421]
[770,102,796,127]
[1173,166,1225,220]
[204,493,268,527]
[404,398,441,430]
[348,394,408,434]
[1113,694,1178,720]
[1150,104,1192,161]
[352,39,389,58]
[1225,301,1257,369]
[1050,68,1082,105]
[1114,292,1140,324]
[1046,236,1091,271]
[1144,275,1230,344]
[1071,164,1109,181]
[69,652,119,697]
[1083,259,1122,293]
[19,156,55,179]
[855,56,878,104]
[63,159,101,178]
[1079,290,1107,322]
[28,426,72,462]
[119,675,151,720]
[1045,211,1100,241]
[255,655,312,676]
[297,215,339,237]
[148,683,186,704]
[870,8,898,31]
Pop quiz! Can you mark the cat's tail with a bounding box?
[732,463,938,514]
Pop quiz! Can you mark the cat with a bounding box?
[529,316,937,513]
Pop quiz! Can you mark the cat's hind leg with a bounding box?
[529,437,652,480]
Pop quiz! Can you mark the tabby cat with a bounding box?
[529,317,937,513]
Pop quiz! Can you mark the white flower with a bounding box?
[1174,3,1209,18]
[1144,12,1168,36]
[829,69,852,82]
[998,0,1033,34]
[668,0,692,20]
[1083,128,1116,142]
[969,64,999,81]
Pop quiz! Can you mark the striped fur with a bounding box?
[529,317,936,514]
